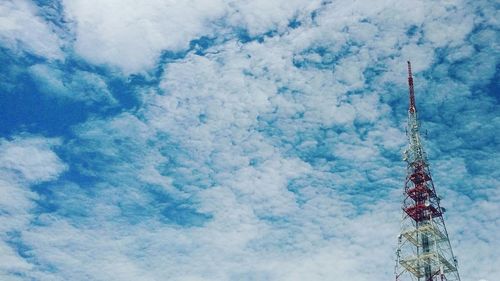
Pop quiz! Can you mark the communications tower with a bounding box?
[394,62,461,281]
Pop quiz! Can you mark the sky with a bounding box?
[0,0,498,280]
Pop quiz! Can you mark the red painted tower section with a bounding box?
[394,62,461,281]
[407,61,416,114]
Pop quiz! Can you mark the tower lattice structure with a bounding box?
[395,62,461,281]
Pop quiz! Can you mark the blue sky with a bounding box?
[0,0,498,280]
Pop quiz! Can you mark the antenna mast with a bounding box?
[395,62,461,281]
[408,61,416,113]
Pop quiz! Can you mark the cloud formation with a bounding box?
[0,136,66,280]
[0,0,64,59]
[0,0,498,280]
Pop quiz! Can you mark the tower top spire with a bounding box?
[407,61,416,113]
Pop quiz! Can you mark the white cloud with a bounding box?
[422,2,474,48]
[0,0,63,59]
[63,0,228,73]
[61,0,325,74]
[0,137,67,184]
[225,0,322,35]
[0,136,66,279]
[29,64,118,105]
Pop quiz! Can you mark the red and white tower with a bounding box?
[394,62,461,281]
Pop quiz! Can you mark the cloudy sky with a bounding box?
[0,0,498,280]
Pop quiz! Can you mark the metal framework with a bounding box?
[395,62,461,281]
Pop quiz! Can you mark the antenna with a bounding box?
[395,62,461,281]
[407,61,416,113]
